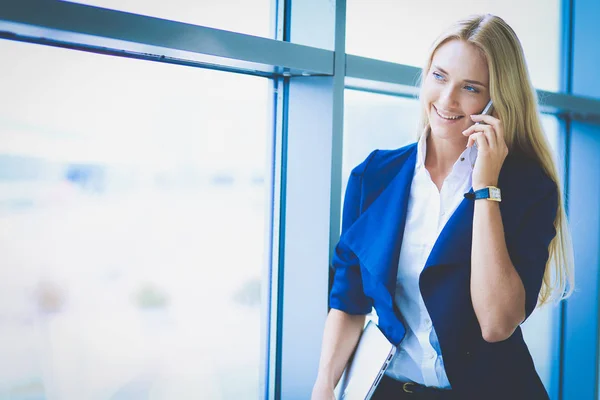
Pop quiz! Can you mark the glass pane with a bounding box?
[342,90,420,195]
[347,1,561,91]
[62,0,274,39]
[541,114,561,166]
[0,39,270,399]
[521,304,560,396]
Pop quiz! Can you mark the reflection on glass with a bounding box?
[0,39,269,399]
[346,0,561,91]
[62,0,273,39]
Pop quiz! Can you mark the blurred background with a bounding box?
[0,0,599,399]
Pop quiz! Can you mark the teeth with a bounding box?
[436,108,462,120]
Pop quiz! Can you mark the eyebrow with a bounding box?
[433,65,488,87]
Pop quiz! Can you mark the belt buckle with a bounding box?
[403,382,415,393]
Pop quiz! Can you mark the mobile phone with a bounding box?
[475,100,494,125]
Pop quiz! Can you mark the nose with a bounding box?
[438,85,459,109]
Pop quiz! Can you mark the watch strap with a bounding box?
[464,186,501,201]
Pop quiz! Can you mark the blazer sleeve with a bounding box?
[329,160,374,315]
[508,184,559,320]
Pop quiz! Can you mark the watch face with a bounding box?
[489,187,501,200]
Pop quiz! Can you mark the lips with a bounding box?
[433,105,464,121]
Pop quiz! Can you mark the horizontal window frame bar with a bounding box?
[0,0,333,77]
[346,54,423,87]
[537,90,600,122]
[0,31,279,79]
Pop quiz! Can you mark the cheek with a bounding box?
[421,81,440,109]
[463,98,487,116]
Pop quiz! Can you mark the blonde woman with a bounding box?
[312,14,574,400]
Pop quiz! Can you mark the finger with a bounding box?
[462,122,494,136]
[471,114,505,144]
[480,124,497,149]
[467,132,489,149]
[470,114,499,126]
[473,132,489,150]
[463,124,497,148]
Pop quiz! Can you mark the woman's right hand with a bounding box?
[311,381,336,400]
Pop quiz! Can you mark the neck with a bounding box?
[424,131,468,174]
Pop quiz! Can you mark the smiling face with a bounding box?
[421,39,491,142]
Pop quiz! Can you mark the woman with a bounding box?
[311,14,574,400]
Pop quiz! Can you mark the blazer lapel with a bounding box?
[423,188,475,272]
[342,147,417,298]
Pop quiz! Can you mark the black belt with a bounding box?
[373,375,455,400]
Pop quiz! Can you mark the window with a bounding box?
[62,0,274,39]
[0,39,270,399]
[346,0,561,91]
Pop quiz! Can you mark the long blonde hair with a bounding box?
[417,14,574,306]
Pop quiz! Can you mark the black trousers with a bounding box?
[371,375,457,400]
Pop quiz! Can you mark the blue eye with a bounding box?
[464,85,479,93]
[432,71,444,80]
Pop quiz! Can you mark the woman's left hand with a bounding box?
[462,114,509,190]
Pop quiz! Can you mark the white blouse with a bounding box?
[384,131,478,388]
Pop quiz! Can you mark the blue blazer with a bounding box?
[329,143,558,399]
